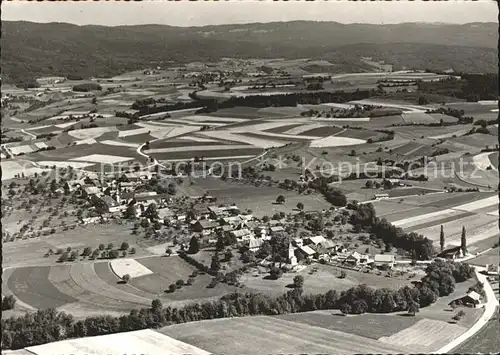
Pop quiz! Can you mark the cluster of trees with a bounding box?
[2,296,16,311]
[193,90,373,110]
[130,98,212,117]
[308,177,348,207]
[465,126,490,136]
[350,203,434,260]
[417,74,498,102]
[72,83,102,92]
[431,148,450,157]
[1,259,474,350]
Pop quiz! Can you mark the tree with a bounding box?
[418,96,429,105]
[58,252,69,262]
[165,248,172,256]
[122,274,130,283]
[91,249,100,259]
[109,250,119,259]
[124,204,137,219]
[168,284,177,293]
[151,299,162,313]
[82,247,92,257]
[269,266,283,280]
[130,247,136,254]
[296,202,304,210]
[188,236,200,254]
[175,279,184,287]
[216,236,225,251]
[98,244,105,250]
[107,243,114,250]
[293,275,304,289]
[211,253,221,272]
[461,226,467,255]
[276,195,285,204]
[440,225,445,252]
[120,242,129,251]
[2,295,16,310]
[365,180,373,189]
[144,203,158,220]
[69,251,78,261]
[408,301,419,316]
[340,303,351,315]
[224,249,233,262]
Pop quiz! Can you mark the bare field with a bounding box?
[160,315,410,355]
[278,310,420,340]
[7,266,77,309]
[379,318,467,353]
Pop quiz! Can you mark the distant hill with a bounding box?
[1,21,497,85]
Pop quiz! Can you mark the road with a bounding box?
[433,266,497,354]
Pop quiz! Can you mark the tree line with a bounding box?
[1,259,474,350]
[350,203,434,260]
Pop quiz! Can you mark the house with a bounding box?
[192,220,218,234]
[306,235,326,246]
[438,246,464,260]
[344,251,362,266]
[230,228,253,241]
[344,252,370,266]
[373,254,395,269]
[82,185,100,197]
[120,181,135,192]
[248,238,264,252]
[296,245,317,260]
[450,291,481,308]
[99,195,121,213]
[317,240,336,252]
[269,226,284,235]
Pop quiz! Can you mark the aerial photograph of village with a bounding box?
[1,1,499,354]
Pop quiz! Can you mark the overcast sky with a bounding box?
[2,0,497,27]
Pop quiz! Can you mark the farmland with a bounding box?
[159,316,412,355]
[1,18,499,354]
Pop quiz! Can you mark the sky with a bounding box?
[2,0,497,27]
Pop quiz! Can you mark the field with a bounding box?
[159,316,412,354]
[241,264,412,297]
[278,310,420,339]
[452,308,500,354]
[466,247,500,267]
[371,192,499,250]
[188,178,331,217]
[24,329,211,355]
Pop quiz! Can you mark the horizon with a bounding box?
[2,0,497,27]
[3,19,498,29]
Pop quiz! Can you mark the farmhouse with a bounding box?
[344,251,369,266]
[449,291,481,308]
[248,238,264,252]
[230,228,253,241]
[99,195,122,213]
[437,246,464,260]
[296,245,317,260]
[373,254,395,269]
[192,220,219,234]
[305,235,326,246]
[269,226,285,235]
